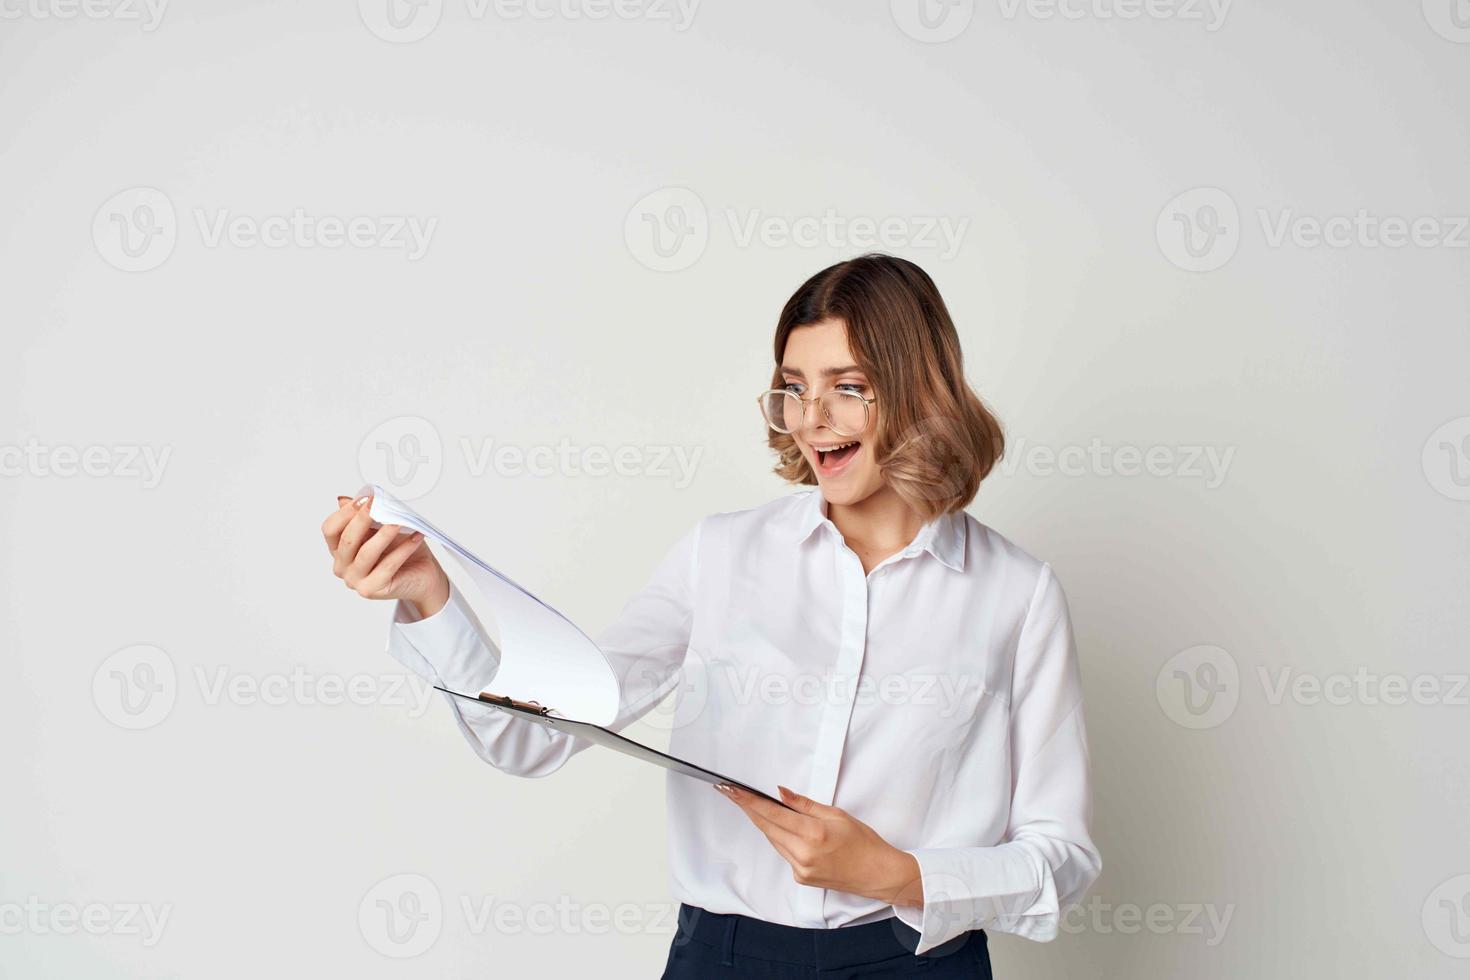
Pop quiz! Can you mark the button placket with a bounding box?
[807,535,871,925]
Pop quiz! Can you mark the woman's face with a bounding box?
[779,318,885,507]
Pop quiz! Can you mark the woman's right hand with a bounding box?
[321,495,451,619]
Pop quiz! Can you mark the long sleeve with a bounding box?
[386,518,702,778]
[892,562,1101,954]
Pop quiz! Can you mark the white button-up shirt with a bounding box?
[387,489,1100,955]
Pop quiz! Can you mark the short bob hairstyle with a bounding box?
[767,254,1005,522]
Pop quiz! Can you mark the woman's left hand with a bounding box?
[715,784,924,908]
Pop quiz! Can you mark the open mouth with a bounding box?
[813,440,861,476]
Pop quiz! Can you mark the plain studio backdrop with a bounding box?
[2,1,1467,976]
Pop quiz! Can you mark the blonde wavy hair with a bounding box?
[767,254,1005,521]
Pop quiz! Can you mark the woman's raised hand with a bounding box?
[321,495,450,618]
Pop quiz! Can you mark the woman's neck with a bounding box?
[827,485,926,574]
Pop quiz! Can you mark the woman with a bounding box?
[322,254,1100,977]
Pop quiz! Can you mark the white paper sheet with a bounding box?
[359,484,622,726]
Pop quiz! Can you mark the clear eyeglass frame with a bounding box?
[756,388,877,438]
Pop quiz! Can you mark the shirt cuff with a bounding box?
[891,845,1061,954]
[389,582,501,693]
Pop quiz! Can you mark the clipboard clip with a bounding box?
[477,692,554,717]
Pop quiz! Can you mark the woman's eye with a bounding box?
[783,382,804,395]
[837,382,867,394]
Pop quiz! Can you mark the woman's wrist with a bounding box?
[410,575,451,620]
[873,845,924,909]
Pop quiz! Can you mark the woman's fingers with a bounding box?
[333,500,378,571]
[320,496,361,553]
[354,531,426,597]
[719,788,809,852]
[349,522,409,579]
[728,790,811,837]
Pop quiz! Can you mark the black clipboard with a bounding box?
[433,686,795,810]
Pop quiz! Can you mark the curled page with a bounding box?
[361,484,622,726]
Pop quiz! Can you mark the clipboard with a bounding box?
[435,686,794,810]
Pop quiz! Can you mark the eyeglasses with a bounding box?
[757,388,877,438]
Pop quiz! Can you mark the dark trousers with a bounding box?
[659,904,992,979]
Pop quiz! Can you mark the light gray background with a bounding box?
[3,0,1468,976]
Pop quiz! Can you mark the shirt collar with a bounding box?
[792,490,967,572]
